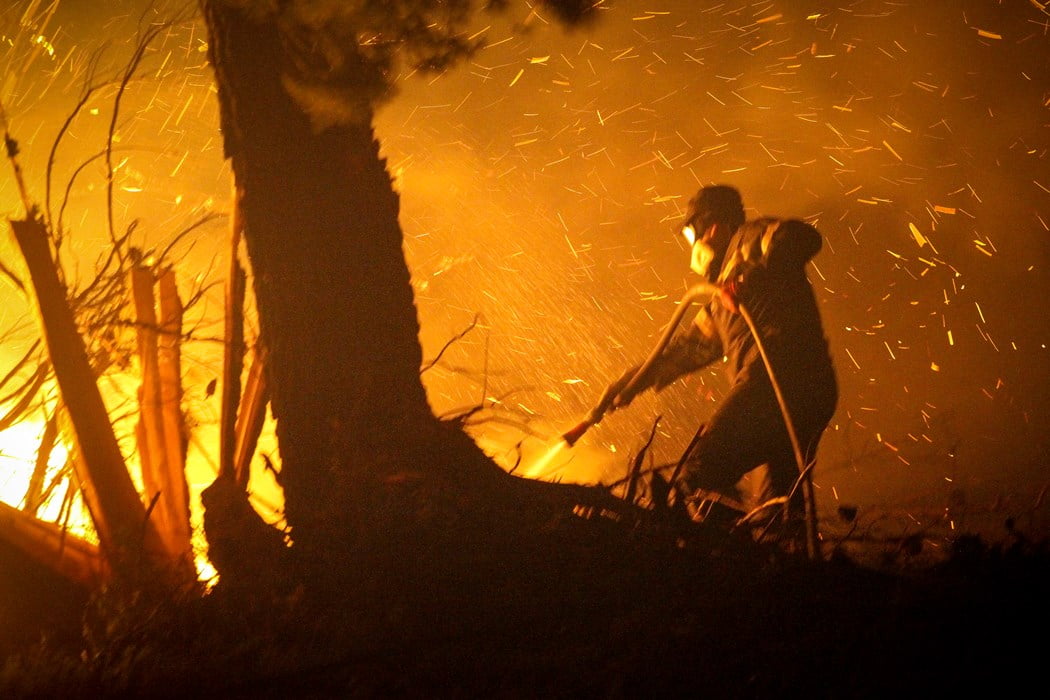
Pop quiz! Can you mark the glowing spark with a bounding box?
[33,35,54,57]
[882,140,903,161]
[170,151,188,177]
[509,68,524,86]
[565,234,578,257]
[175,95,193,126]
[909,222,927,248]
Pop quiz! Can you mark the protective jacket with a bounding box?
[647,217,836,402]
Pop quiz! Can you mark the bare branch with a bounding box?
[420,313,479,374]
[45,43,111,234]
[104,19,174,265]
[0,257,26,295]
[0,361,52,433]
[155,212,225,265]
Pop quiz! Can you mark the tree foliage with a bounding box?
[218,0,604,128]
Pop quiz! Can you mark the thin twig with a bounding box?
[625,415,661,506]
[0,338,42,392]
[0,97,33,215]
[45,44,110,234]
[420,313,479,374]
[105,20,171,265]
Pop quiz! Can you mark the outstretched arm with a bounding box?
[602,306,723,413]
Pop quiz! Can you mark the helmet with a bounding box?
[684,185,745,235]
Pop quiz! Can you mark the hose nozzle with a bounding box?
[561,419,594,447]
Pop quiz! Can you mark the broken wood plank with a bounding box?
[129,264,173,551]
[156,267,192,564]
[9,215,164,567]
[220,200,246,482]
[233,343,269,488]
[129,264,193,573]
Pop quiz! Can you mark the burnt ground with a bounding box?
[1,499,1048,699]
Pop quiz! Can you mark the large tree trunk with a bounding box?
[197,4,611,604]
[201,2,453,568]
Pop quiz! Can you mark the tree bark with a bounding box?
[201,2,444,564]
[197,4,612,600]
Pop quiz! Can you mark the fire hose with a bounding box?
[561,282,820,560]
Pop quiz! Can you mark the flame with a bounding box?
[0,420,97,542]
[0,420,70,513]
[0,418,220,582]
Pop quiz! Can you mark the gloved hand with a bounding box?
[595,364,643,417]
[719,276,744,314]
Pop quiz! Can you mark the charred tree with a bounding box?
[198,1,605,592]
[201,3,458,581]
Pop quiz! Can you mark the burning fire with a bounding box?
[0,419,78,525]
[0,415,220,583]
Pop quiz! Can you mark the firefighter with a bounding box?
[597,185,838,528]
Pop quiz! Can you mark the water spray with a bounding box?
[529,283,719,479]
[560,282,721,447]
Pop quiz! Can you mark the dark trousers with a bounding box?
[679,371,836,515]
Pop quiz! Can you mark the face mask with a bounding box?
[691,239,717,277]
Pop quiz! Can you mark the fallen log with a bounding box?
[0,499,106,586]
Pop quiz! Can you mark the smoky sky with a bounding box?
[2,1,1047,512]
[380,1,1049,507]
